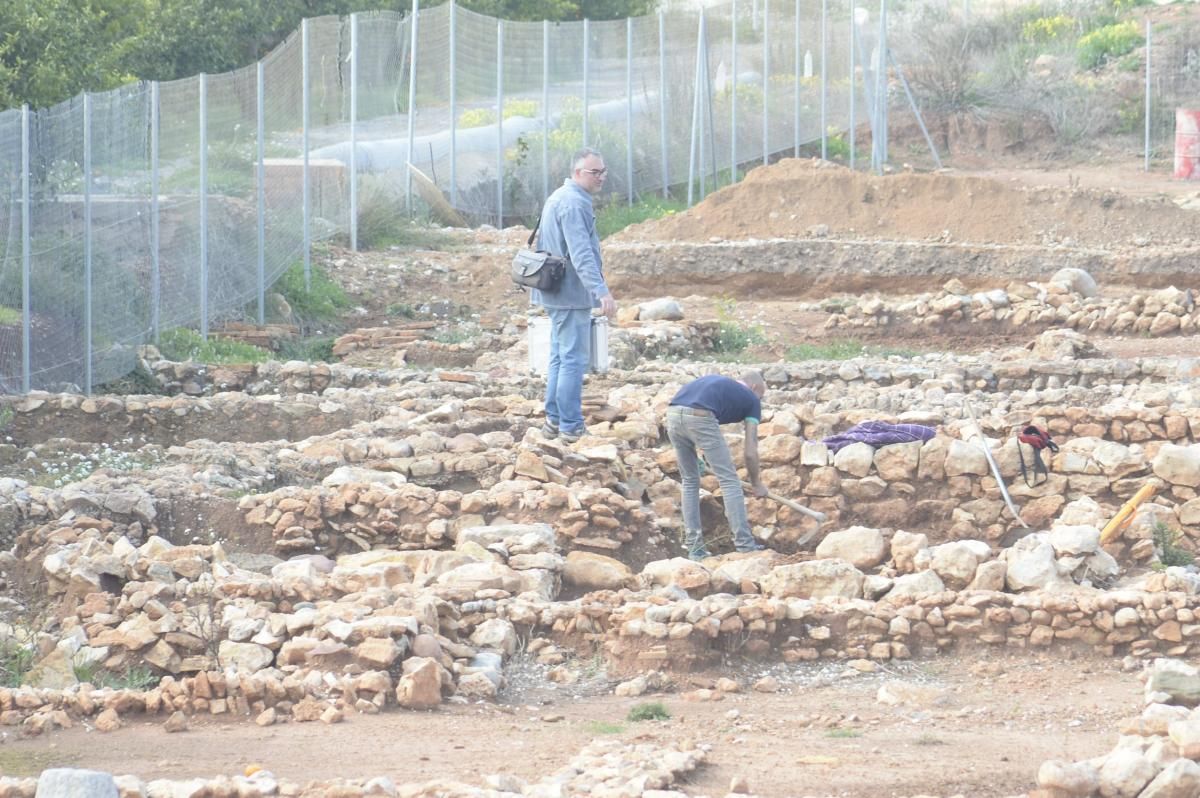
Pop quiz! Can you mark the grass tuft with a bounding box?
[627,701,671,722]
[596,195,687,239]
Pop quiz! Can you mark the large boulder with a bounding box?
[923,540,989,590]
[1154,445,1200,487]
[395,657,449,709]
[37,769,117,798]
[884,570,946,599]
[815,526,888,570]
[1003,534,1073,592]
[760,559,864,600]
[563,551,633,591]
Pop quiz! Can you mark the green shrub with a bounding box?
[276,335,336,363]
[1077,21,1141,70]
[158,328,270,365]
[274,262,351,323]
[585,720,626,734]
[1022,14,1076,43]
[712,298,767,357]
[0,306,20,326]
[1153,521,1195,568]
[458,99,540,129]
[596,195,686,239]
[627,701,670,722]
[0,642,34,688]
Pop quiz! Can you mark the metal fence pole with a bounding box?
[496,19,504,226]
[199,74,209,340]
[256,62,266,325]
[582,19,590,147]
[687,11,703,206]
[83,92,93,394]
[876,0,887,172]
[732,0,738,180]
[849,13,856,170]
[658,11,669,198]
[302,19,311,291]
[150,82,161,342]
[349,13,359,250]
[794,0,801,156]
[20,105,30,392]
[542,19,549,201]
[450,1,458,205]
[699,10,707,198]
[626,17,634,205]
[762,0,770,166]
[1144,17,1151,172]
[406,0,420,213]
[820,0,827,159]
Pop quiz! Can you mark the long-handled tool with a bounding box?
[962,399,1029,529]
[740,480,827,547]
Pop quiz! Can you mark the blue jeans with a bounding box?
[666,407,756,555]
[544,307,591,434]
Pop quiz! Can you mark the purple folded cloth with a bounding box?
[822,421,936,453]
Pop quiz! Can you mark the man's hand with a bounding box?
[751,482,769,498]
[599,294,617,318]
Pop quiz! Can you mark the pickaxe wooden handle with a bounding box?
[741,481,827,523]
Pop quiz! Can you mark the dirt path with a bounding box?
[2,650,1138,797]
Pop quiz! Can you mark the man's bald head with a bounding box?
[739,370,766,397]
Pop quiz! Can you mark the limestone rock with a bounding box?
[760,559,864,600]
[563,551,633,591]
[1154,445,1200,487]
[1037,759,1100,795]
[1140,758,1200,798]
[218,641,274,673]
[815,526,888,570]
[396,657,446,709]
[926,540,989,589]
[37,769,118,798]
[890,530,929,574]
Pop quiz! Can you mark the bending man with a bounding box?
[531,147,617,444]
[666,370,768,560]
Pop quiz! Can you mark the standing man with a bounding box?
[532,147,617,444]
[666,371,769,560]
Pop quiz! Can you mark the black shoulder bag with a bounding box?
[1016,424,1059,487]
[511,215,566,292]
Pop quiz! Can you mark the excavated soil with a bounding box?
[617,159,1198,248]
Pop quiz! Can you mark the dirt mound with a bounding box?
[620,159,1197,248]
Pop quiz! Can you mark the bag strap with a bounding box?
[1016,436,1049,488]
[527,215,542,247]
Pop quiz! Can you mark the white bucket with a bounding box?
[528,315,610,375]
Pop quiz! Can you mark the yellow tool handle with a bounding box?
[1100,483,1158,544]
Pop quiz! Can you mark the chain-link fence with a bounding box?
[0,1,1196,394]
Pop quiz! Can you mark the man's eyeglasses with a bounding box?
[582,167,608,176]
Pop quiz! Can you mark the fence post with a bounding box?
[83,92,94,394]
[542,19,549,202]
[699,10,707,197]
[583,19,590,147]
[150,82,161,343]
[302,19,311,291]
[349,13,359,251]
[820,0,827,159]
[497,19,505,226]
[406,0,420,213]
[256,62,266,326]
[849,12,855,170]
[794,0,801,156]
[1144,17,1151,172]
[876,0,887,172]
[451,1,458,205]
[732,0,738,180]
[658,11,668,198]
[199,74,209,340]
[20,104,30,393]
[687,11,703,206]
[762,0,769,166]
[626,17,633,206]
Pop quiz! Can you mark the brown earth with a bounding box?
[2,650,1140,798]
[615,158,1198,248]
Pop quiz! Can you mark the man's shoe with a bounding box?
[539,420,559,438]
[688,549,712,562]
[559,427,584,443]
[736,542,767,553]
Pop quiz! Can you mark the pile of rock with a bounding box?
[1035,658,1200,797]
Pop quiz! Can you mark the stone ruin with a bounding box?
[4,295,1200,795]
